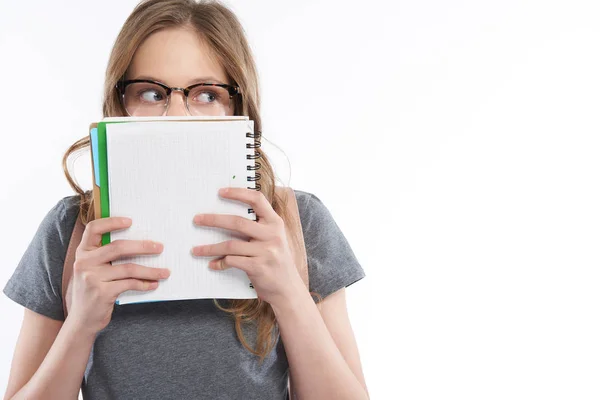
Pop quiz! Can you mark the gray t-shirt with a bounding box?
[3,189,366,400]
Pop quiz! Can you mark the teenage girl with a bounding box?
[3,1,368,399]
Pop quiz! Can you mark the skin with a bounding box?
[126,25,233,116]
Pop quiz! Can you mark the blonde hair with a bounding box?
[62,0,321,364]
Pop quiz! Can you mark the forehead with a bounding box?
[127,27,229,86]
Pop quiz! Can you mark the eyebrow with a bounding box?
[131,75,228,86]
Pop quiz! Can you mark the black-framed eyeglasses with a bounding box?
[115,79,241,117]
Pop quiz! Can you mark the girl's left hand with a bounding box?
[191,187,305,306]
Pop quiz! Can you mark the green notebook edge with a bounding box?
[97,121,110,246]
[97,120,130,246]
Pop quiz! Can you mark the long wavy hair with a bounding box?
[61,0,321,364]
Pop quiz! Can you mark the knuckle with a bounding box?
[271,233,284,247]
[116,240,128,252]
[73,259,85,272]
[142,240,155,251]
[199,244,209,255]
[235,217,246,230]
[88,219,100,234]
[266,244,279,257]
[248,258,259,269]
[75,248,84,262]
[109,240,127,257]
[274,215,285,229]
[123,263,134,275]
[144,266,155,278]
[225,240,235,253]
[81,270,95,285]
[105,246,117,260]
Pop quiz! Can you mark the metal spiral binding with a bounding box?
[246,129,262,219]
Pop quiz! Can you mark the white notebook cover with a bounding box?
[104,117,258,304]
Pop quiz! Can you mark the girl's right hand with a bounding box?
[67,216,170,335]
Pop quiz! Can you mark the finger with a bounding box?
[210,255,252,273]
[81,217,133,251]
[84,239,164,266]
[217,187,279,224]
[193,213,267,240]
[99,263,170,282]
[191,239,259,257]
[108,279,160,297]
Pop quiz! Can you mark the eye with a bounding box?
[192,90,217,104]
[189,85,228,106]
[139,89,165,103]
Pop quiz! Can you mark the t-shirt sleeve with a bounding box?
[295,190,366,302]
[3,198,70,321]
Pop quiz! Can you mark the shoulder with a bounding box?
[288,188,366,300]
[291,188,337,233]
[292,188,317,208]
[2,194,83,321]
[47,194,82,245]
[32,194,82,274]
[37,194,82,265]
[291,188,324,218]
[61,194,82,226]
[33,195,80,247]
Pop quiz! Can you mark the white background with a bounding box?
[1,0,599,399]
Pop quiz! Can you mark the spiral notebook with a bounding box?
[88,116,261,305]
